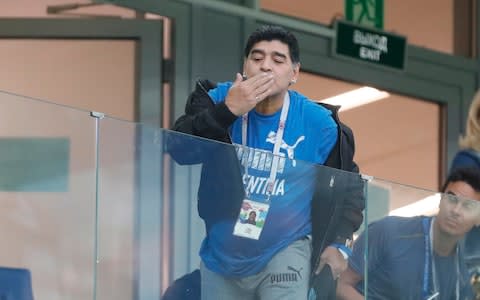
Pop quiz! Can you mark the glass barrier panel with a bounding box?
[4,89,478,300]
[354,176,480,300]
[0,91,97,300]
[159,128,366,300]
[96,123,240,299]
[96,117,165,300]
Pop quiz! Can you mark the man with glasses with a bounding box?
[337,167,480,300]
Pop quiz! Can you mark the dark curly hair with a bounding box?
[244,25,300,64]
[442,167,480,193]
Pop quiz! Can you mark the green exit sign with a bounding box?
[345,0,384,29]
[333,20,407,71]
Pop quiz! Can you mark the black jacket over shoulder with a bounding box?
[168,79,365,273]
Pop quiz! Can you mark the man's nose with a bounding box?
[260,58,272,71]
[451,202,463,215]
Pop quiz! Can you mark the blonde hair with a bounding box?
[459,90,480,152]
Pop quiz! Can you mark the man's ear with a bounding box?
[291,62,300,83]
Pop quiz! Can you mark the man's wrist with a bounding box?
[331,243,352,259]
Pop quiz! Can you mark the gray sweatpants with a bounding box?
[201,237,311,300]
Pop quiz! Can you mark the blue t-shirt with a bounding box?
[350,216,474,300]
[200,82,338,277]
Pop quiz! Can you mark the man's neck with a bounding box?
[255,91,286,115]
[433,221,459,256]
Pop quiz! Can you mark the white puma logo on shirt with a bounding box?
[266,131,305,167]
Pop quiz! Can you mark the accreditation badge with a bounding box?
[233,199,270,240]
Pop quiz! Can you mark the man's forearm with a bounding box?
[336,284,364,300]
[336,266,364,300]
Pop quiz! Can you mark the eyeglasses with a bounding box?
[443,193,480,212]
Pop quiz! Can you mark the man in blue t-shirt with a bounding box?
[337,167,480,300]
[170,25,364,300]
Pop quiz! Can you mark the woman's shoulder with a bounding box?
[451,149,480,170]
[455,148,480,157]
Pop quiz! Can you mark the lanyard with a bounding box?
[422,217,460,300]
[241,92,290,199]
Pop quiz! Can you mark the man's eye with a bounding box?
[447,195,458,203]
[463,201,478,210]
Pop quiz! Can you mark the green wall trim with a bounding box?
[0,138,70,192]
